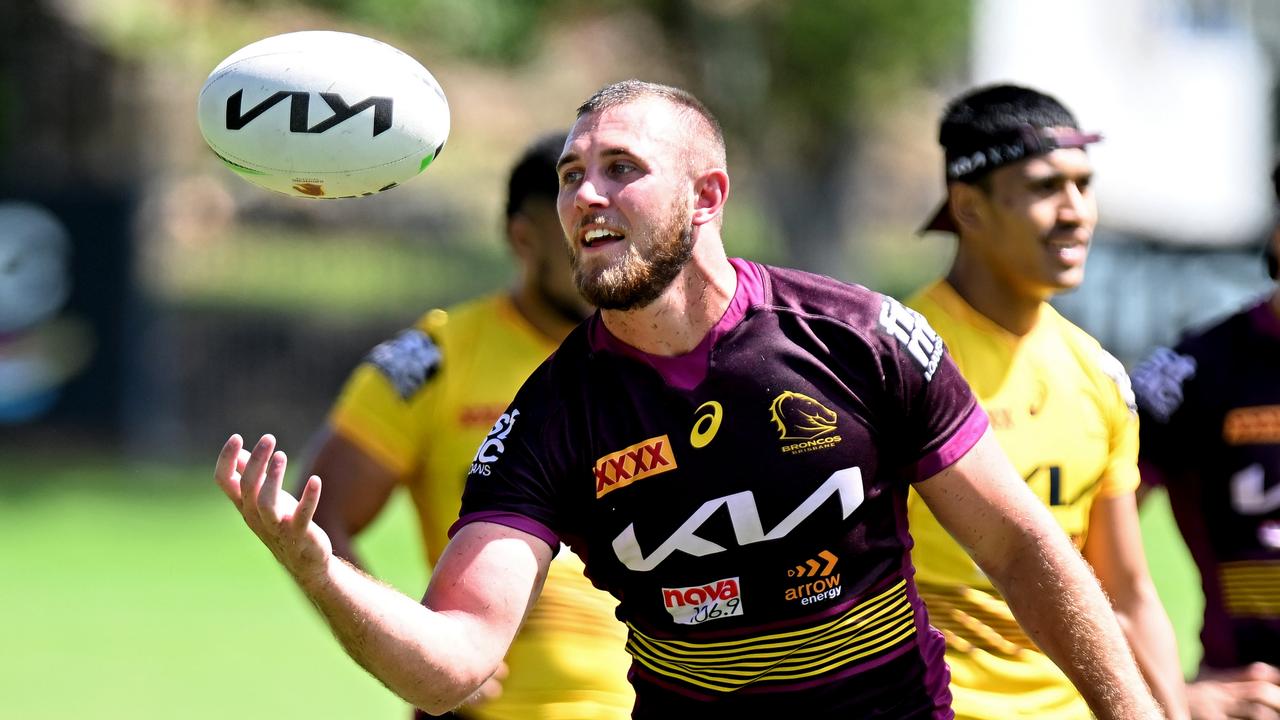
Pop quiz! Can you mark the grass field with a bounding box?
[0,455,1203,718]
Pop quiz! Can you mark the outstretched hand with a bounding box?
[215,434,333,585]
[1188,663,1280,720]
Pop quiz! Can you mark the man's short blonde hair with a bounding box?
[576,80,727,170]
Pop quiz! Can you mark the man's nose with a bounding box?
[574,176,608,211]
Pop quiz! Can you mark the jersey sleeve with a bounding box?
[875,295,988,481]
[1094,347,1141,497]
[327,322,444,480]
[1130,345,1199,485]
[448,361,571,553]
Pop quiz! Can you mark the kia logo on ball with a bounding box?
[224,90,394,137]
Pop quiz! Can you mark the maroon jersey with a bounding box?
[453,259,987,716]
[1133,299,1280,668]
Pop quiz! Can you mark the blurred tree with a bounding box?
[623,0,970,272]
[232,0,556,63]
[235,0,971,271]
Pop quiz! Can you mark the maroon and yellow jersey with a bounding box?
[1133,298,1280,669]
[453,260,989,717]
[329,295,633,720]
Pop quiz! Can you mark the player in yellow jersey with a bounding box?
[907,84,1187,720]
[299,132,634,720]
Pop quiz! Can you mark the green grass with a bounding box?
[0,456,1204,718]
[153,227,512,319]
[0,456,426,719]
[1138,486,1205,678]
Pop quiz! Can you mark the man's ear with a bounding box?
[948,182,986,234]
[507,213,534,260]
[691,169,730,227]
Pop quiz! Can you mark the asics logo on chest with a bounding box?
[612,467,865,571]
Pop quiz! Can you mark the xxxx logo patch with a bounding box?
[595,435,677,498]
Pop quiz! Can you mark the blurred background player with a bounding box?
[1130,163,1280,720]
[906,83,1188,719]
[298,131,634,720]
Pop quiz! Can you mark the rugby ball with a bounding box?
[197,31,449,198]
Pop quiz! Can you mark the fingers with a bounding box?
[1230,690,1280,720]
[1189,674,1280,720]
[290,475,322,531]
[1242,679,1280,714]
[214,434,246,504]
[1205,664,1280,684]
[239,434,277,519]
[1243,663,1280,685]
[465,674,505,706]
[256,449,289,524]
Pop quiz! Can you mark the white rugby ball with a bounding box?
[197,31,449,199]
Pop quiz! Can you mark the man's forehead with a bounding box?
[564,99,683,155]
[1007,147,1093,178]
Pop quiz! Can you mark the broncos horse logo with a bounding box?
[770,391,838,440]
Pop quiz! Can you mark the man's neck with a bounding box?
[945,258,1047,337]
[509,287,582,345]
[601,242,737,356]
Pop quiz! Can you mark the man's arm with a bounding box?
[299,428,399,568]
[914,429,1165,720]
[216,433,549,715]
[1085,492,1189,720]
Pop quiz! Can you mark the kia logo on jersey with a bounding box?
[613,467,866,572]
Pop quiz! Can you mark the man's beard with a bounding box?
[572,208,695,311]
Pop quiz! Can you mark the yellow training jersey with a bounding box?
[904,281,1140,720]
[329,294,634,720]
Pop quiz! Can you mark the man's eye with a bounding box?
[608,162,635,176]
[560,170,583,185]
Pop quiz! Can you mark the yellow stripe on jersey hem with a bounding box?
[625,579,916,692]
[1221,560,1280,617]
[917,582,1036,656]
